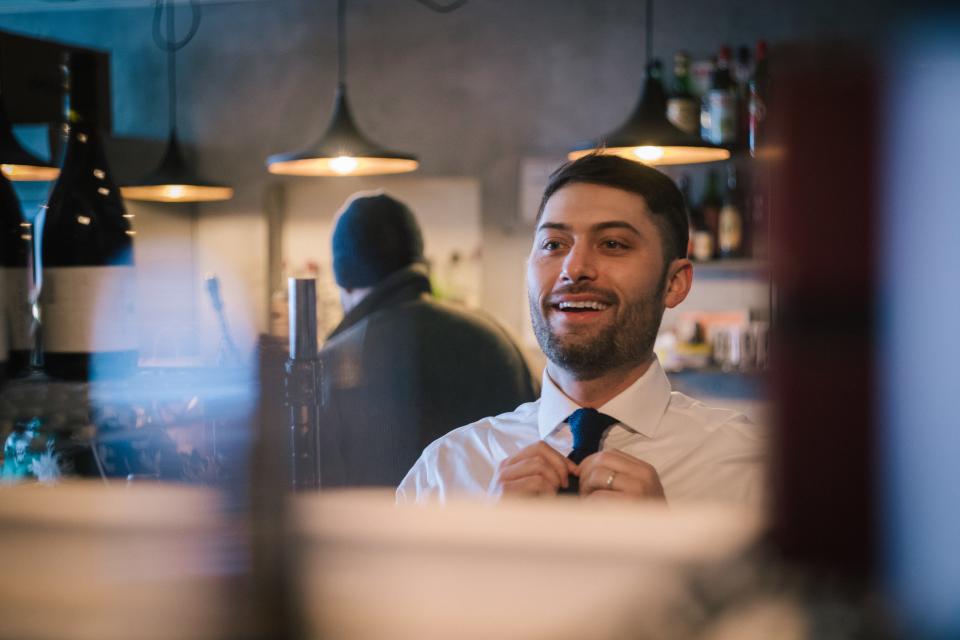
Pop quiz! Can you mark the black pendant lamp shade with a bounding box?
[266,0,418,177]
[568,64,730,166]
[121,130,233,202]
[267,83,418,177]
[569,0,729,166]
[121,0,232,203]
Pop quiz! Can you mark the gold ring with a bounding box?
[605,470,617,490]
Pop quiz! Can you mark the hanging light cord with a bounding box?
[153,0,201,135]
[337,0,346,87]
[645,0,653,67]
[336,0,466,87]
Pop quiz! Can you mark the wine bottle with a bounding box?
[734,45,753,145]
[681,174,711,262]
[748,40,769,158]
[699,170,723,260]
[701,46,738,145]
[667,51,699,135]
[1,171,33,379]
[40,52,137,381]
[718,164,744,259]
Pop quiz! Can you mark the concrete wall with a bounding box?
[0,0,907,362]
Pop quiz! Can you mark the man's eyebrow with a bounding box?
[536,220,643,235]
[536,222,571,232]
[592,221,642,235]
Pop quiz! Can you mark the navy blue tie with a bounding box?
[559,408,618,494]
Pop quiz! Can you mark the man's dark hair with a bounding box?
[537,154,689,267]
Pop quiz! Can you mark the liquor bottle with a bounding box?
[677,174,694,256]
[40,52,137,381]
[748,40,769,158]
[701,46,738,145]
[681,174,710,262]
[749,160,770,260]
[699,170,723,260]
[1,171,32,378]
[667,51,699,135]
[718,164,744,258]
[734,45,753,144]
[734,46,753,87]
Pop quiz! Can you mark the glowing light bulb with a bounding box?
[330,156,358,175]
[633,146,665,162]
[166,185,185,200]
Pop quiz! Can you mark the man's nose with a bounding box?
[560,244,597,282]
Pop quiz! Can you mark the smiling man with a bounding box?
[397,154,766,505]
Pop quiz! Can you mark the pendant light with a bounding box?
[0,48,58,182]
[266,0,418,177]
[568,0,729,166]
[122,0,233,203]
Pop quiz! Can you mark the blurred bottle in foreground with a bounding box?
[0,170,24,381]
[40,52,137,381]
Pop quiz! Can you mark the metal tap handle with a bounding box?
[286,278,321,490]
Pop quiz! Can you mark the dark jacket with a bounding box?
[317,264,539,487]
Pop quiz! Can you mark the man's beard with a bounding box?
[529,281,666,381]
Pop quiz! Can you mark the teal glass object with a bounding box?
[2,417,60,483]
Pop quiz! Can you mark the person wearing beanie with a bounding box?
[317,191,539,487]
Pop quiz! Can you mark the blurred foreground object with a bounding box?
[880,12,960,638]
[0,367,251,484]
[0,481,229,640]
[767,43,878,579]
[286,278,321,490]
[292,490,763,640]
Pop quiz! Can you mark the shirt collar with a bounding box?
[537,358,673,440]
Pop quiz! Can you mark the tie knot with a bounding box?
[566,408,618,463]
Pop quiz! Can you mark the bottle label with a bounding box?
[704,91,738,144]
[3,267,33,351]
[667,98,700,135]
[718,205,744,255]
[40,266,137,352]
[692,231,714,262]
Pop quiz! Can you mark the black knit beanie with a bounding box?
[331,193,425,288]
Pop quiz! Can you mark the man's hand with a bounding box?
[493,442,577,497]
[576,450,666,502]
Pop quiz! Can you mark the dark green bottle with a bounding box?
[40,52,137,381]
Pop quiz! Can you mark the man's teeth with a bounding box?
[557,301,609,311]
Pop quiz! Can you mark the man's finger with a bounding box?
[502,475,554,497]
[499,455,564,489]
[578,449,656,483]
[502,442,572,487]
[577,450,665,500]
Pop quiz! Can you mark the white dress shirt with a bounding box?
[397,359,766,505]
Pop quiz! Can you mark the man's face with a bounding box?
[527,182,684,380]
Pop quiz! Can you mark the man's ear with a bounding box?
[663,259,693,309]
